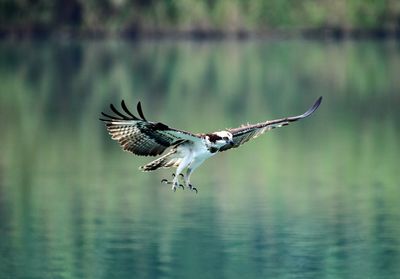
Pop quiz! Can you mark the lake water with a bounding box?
[0,39,399,279]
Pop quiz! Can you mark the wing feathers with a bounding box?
[287,96,322,121]
[219,96,322,152]
[110,103,131,120]
[100,98,321,156]
[100,101,201,156]
[99,111,121,121]
[121,100,140,120]
[136,102,148,121]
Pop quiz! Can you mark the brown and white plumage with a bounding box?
[100,101,202,156]
[100,97,322,192]
[219,96,322,152]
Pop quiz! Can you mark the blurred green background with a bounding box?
[1,0,400,37]
[1,2,400,279]
[1,39,399,279]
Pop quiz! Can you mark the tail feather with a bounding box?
[140,149,180,171]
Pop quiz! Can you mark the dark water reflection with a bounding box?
[0,39,399,279]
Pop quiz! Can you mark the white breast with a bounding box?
[174,139,216,172]
[187,140,215,169]
[193,140,213,158]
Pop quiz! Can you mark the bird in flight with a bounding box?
[100,97,322,193]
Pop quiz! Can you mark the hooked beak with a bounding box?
[229,140,234,146]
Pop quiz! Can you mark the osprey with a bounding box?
[100,97,322,193]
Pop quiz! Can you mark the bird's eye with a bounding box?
[223,137,228,141]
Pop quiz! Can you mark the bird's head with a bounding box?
[207,131,234,147]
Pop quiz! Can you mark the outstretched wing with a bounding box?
[219,96,322,152]
[100,101,202,156]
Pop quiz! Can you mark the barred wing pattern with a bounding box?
[219,97,322,152]
[100,101,202,156]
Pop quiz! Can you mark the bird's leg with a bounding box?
[165,173,185,192]
[171,173,184,190]
[161,154,191,192]
[170,173,184,191]
[170,154,194,192]
[184,168,197,194]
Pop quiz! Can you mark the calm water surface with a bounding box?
[0,39,399,279]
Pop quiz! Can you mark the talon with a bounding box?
[188,184,197,193]
[179,184,184,190]
[161,179,173,185]
[172,173,175,177]
[179,173,184,178]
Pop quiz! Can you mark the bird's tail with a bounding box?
[139,148,181,171]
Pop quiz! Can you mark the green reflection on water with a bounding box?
[0,39,399,279]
